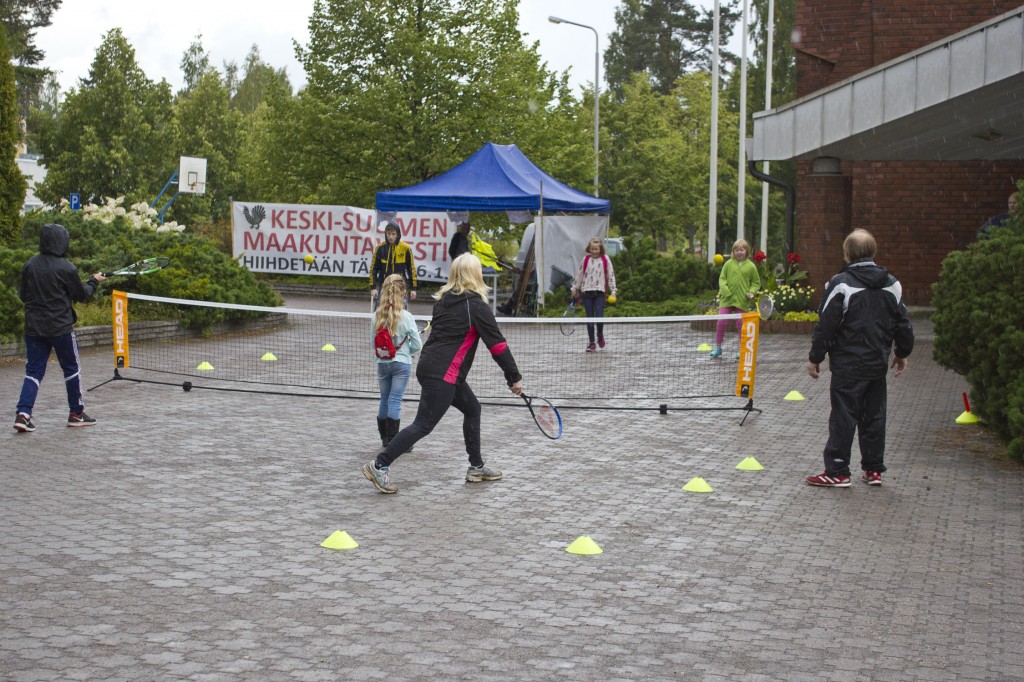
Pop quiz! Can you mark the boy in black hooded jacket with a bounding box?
[805,229,914,487]
[13,223,106,432]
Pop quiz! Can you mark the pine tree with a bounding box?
[605,0,739,96]
[0,24,27,244]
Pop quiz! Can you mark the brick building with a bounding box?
[752,2,1024,305]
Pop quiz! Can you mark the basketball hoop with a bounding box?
[178,156,207,195]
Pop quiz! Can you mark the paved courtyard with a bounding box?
[1,313,1022,681]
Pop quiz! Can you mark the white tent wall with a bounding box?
[519,215,608,300]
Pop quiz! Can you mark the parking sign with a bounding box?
[69,193,81,210]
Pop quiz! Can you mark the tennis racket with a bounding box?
[103,257,170,277]
[559,299,578,336]
[521,393,563,440]
[756,294,774,320]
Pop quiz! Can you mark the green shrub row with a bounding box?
[932,214,1024,460]
[1,210,281,339]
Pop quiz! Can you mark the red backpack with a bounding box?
[373,326,407,360]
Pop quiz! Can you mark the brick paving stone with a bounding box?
[2,317,1022,680]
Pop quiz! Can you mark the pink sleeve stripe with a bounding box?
[443,327,479,383]
[489,341,508,355]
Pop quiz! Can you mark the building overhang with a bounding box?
[751,6,1024,162]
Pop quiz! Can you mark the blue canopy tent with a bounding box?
[376,143,609,310]
[375,142,610,214]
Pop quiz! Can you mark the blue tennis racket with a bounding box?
[522,394,562,440]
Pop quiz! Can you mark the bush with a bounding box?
[932,216,1024,460]
[1,208,281,337]
[614,235,716,302]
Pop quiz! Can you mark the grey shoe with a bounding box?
[466,463,503,482]
[362,461,397,494]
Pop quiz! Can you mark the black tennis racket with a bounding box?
[521,393,562,440]
[103,257,170,277]
[559,299,578,336]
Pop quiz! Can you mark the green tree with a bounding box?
[601,71,738,251]
[35,29,175,206]
[602,74,690,241]
[23,69,60,153]
[171,69,245,225]
[605,0,739,96]
[749,0,796,110]
[728,0,796,260]
[179,35,211,96]
[0,0,61,124]
[230,44,292,115]
[259,0,581,206]
[0,24,27,244]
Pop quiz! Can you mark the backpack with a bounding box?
[373,325,407,360]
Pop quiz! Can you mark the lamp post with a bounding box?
[549,15,599,197]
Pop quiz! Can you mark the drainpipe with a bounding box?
[747,159,794,256]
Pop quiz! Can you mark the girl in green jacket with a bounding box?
[711,239,760,359]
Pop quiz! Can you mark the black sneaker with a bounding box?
[13,413,35,432]
[67,412,97,427]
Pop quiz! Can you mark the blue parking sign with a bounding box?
[69,193,81,210]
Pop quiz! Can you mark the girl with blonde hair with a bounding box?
[362,254,524,494]
[711,239,761,358]
[373,274,422,447]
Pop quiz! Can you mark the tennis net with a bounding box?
[100,291,786,414]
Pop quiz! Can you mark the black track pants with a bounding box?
[376,379,482,468]
[822,373,888,476]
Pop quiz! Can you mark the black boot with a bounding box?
[377,417,389,448]
[387,418,411,453]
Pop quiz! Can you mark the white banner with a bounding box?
[231,202,456,282]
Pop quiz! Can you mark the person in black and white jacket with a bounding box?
[805,229,915,488]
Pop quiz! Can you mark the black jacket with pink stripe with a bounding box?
[416,291,521,387]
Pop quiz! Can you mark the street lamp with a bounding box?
[549,15,599,197]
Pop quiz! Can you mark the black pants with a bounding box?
[822,373,888,476]
[581,291,606,343]
[376,378,482,468]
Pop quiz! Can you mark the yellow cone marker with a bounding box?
[736,457,764,471]
[566,536,603,555]
[784,390,805,401]
[697,343,713,351]
[321,530,359,550]
[260,352,278,361]
[321,343,336,352]
[196,361,215,371]
[955,410,979,424]
[683,477,713,493]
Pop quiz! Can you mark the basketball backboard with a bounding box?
[178,156,207,195]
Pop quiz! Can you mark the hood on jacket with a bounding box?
[844,259,890,289]
[40,223,70,257]
[382,219,403,243]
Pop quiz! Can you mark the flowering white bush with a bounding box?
[59,196,186,233]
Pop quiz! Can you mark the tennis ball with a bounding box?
[304,254,314,264]
[713,253,724,265]
[607,294,617,304]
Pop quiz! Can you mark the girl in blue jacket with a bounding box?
[373,274,422,448]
